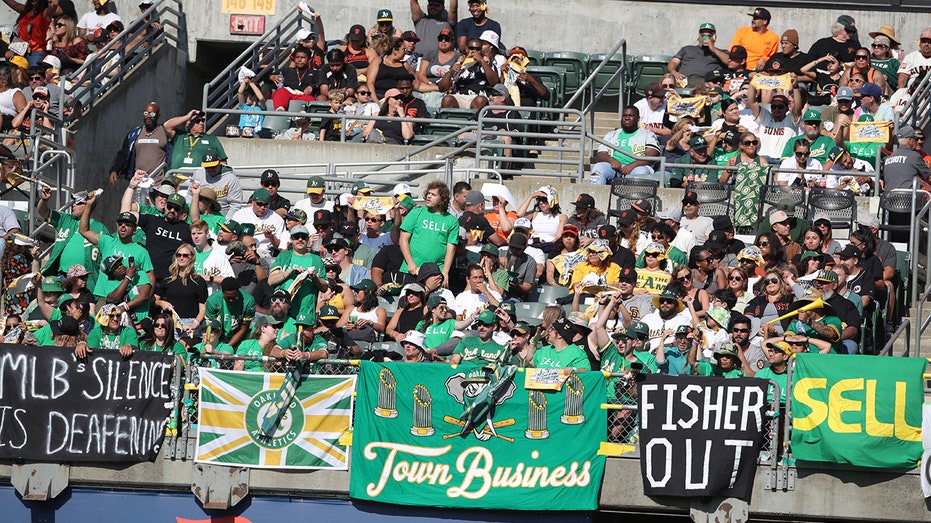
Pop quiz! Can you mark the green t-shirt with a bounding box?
[192,341,235,368]
[695,360,745,378]
[42,211,106,290]
[453,336,508,364]
[417,319,456,349]
[93,233,154,299]
[846,141,881,164]
[187,213,225,235]
[276,317,299,347]
[671,155,717,184]
[782,135,835,162]
[754,366,788,404]
[600,341,655,398]
[34,324,53,346]
[87,324,139,351]
[714,150,739,166]
[533,343,592,370]
[170,132,226,169]
[270,250,325,324]
[204,290,256,343]
[787,317,841,354]
[235,339,267,372]
[141,340,188,363]
[399,206,459,273]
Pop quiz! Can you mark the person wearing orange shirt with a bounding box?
[730,7,779,71]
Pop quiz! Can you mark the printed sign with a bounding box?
[638,374,767,499]
[350,362,606,510]
[196,369,355,469]
[791,353,924,469]
[0,344,174,462]
[750,74,792,91]
[222,0,275,15]
[354,196,396,216]
[666,96,706,118]
[229,14,265,35]
[850,121,889,143]
[635,268,670,295]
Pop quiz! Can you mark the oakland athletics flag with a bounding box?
[791,353,925,469]
[350,361,607,511]
[196,369,355,469]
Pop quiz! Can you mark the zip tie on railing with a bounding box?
[601,403,638,411]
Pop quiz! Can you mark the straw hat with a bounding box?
[868,24,900,46]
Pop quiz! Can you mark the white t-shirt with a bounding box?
[778,157,824,186]
[897,50,931,89]
[679,215,714,243]
[634,98,667,136]
[229,208,286,258]
[756,108,799,160]
[77,12,121,37]
[452,289,502,319]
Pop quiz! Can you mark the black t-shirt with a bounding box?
[282,67,316,95]
[320,114,344,142]
[807,37,859,64]
[269,193,291,213]
[138,214,193,281]
[610,244,637,270]
[459,211,496,242]
[313,64,359,92]
[156,275,207,318]
[395,306,425,334]
[826,294,861,337]
[767,51,811,75]
[372,244,406,285]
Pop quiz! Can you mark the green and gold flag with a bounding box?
[791,354,925,469]
[196,369,355,469]
[350,361,606,510]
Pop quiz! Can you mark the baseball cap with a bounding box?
[318,305,341,320]
[166,193,187,211]
[835,86,855,101]
[769,210,790,225]
[290,225,310,237]
[618,266,638,282]
[508,232,528,250]
[393,183,412,196]
[656,206,682,222]
[476,310,496,325]
[689,136,708,150]
[349,24,365,41]
[401,30,420,42]
[465,190,486,206]
[41,276,65,293]
[713,215,734,230]
[219,220,243,237]
[376,9,393,21]
[250,188,271,203]
[351,180,372,195]
[631,198,653,214]
[897,125,918,139]
[597,224,617,240]
[814,269,838,283]
[260,169,280,185]
[771,94,790,106]
[574,193,595,209]
[286,209,307,224]
[561,223,580,237]
[201,148,220,167]
[748,7,771,21]
[859,82,882,98]
[837,14,856,32]
[116,211,137,226]
[351,279,377,293]
[699,22,716,33]
[513,217,532,231]
[729,45,747,61]
[803,109,821,122]
[616,210,635,227]
[705,69,724,82]
[306,176,325,194]
[837,244,861,259]
[681,191,700,205]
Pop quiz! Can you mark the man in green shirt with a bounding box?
[785,293,841,353]
[80,304,139,358]
[80,191,155,317]
[449,310,508,364]
[533,318,591,371]
[749,338,790,404]
[400,180,459,283]
[782,110,836,163]
[670,135,717,186]
[205,277,256,346]
[164,109,227,169]
[37,187,106,289]
[267,225,327,324]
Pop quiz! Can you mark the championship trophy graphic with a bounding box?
[411,384,435,436]
[560,374,585,425]
[525,389,549,439]
[375,367,398,418]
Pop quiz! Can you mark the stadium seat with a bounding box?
[525,49,545,67]
[435,108,476,121]
[537,284,570,304]
[515,301,548,321]
[626,54,672,105]
[543,51,589,102]
[685,181,732,219]
[526,66,566,108]
[807,188,856,230]
[588,53,626,99]
[607,178,659,221]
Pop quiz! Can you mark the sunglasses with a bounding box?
[154,322,168,328]
[55,22,65,27]
[849,78,864,83]
[695,257,710,263]
[262,181,279,188]
[356,90,371,95]
[732,327,750,333]
[764,277,779,285]
[175,252,192,258]
[365,217,382,222]
[660,83,675,88]
[254,201,269,207]
[788,340,808,346]
[757,241,769,247]
[438,36,452,42]
[29,75,43,81]
[922,39,931,44]
[795,151,810,157]
[659,299,678,305]
[651,234,665,240]
[742,140,759,146]
[676,274,691,282]
[291,234,309,241]
[270,297,289,304]
[855,55,870,60]
[645,252,659,257]
[468,46,482,50]
[728,275,743,281]
[771,104,787,110]
[167,204,183,212]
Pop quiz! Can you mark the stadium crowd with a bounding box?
[0,2,921,391]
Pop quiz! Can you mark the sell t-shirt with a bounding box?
[399,206,459,273]
[598,128,659,165]
[235,339,267,372]
[533,343,592,370]
[270,250,324,324]
[418,319,456,349]
[204,290,256,342]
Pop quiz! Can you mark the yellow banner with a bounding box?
[666,96,705,118]
[222,0,275,15]
[750,73,792,91]
[635,269,670,295]
[353,196,396,215]
[850,121,889,143]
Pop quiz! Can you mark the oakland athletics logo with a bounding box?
[245,389,305,449]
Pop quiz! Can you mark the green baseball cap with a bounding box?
[476,310,496,325]
[251,188,271,204]
[350,279,377,292]
[377,8,393,21]
[628,321,649,340]
[167,193,187,212]
[318,305,340,320]
[803,109,821,122]
[219,220,243,237]
[41,277,64,293]
[201,147,221,167]
[699,22,716,33]
[398,194,416,210]
[306,176,325,194]
[254,315,283,329]
[352,181,372,195]
[497,301,517,318]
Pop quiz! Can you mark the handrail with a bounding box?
[880,319,910,356]
[564,37,627,111]
[61,0,185,121]
[899,72,931,130]
[201,5,318,131]
[910,176,931,359]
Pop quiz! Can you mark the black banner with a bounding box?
[638,374,767,500]
[0,344,175,462]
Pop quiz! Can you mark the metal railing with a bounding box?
[61,0,185,120]
[898,70,931,131]
[475,105,586,181]
[911,183,931,359]
[567,38,627,127]
[201,5,318,132]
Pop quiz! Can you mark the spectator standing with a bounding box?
[38,187,105,288]
[807,15,860,64]
[109,102,170,184]
[164,109,226,170]
[411,0,458,57]
[455,0,500,55]
[399,181,458,282]
[191,148,242,218]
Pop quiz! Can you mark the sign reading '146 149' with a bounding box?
[0,344,174,462]
[350,362,606,511]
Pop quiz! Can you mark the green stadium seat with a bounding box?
[588,53,627,99]
[626,54,673,105]
[525,49,545,67]
[543,51,589,100]
[526,66,566,108]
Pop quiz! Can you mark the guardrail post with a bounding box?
[10,463,69,501]
[191,463,250,509]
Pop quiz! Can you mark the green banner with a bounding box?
[791,354,925,468]
[350,362,607,510]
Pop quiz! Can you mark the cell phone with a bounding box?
[129,256,135,266]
